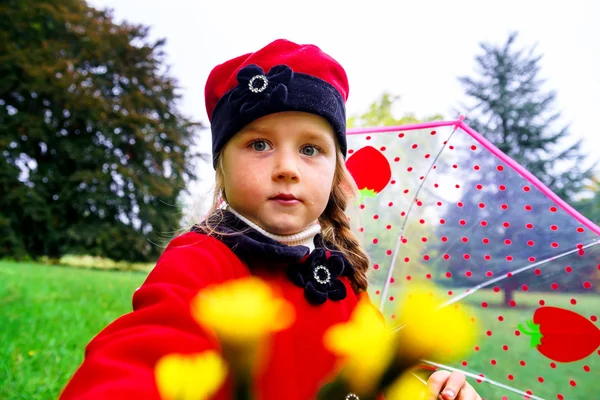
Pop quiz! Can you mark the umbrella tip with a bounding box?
[458,114,466,122]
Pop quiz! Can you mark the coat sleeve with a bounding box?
[59,233,247,399]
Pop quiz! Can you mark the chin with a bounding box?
[263,217,305,236]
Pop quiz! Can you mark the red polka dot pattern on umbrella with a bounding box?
[345,123,600,400]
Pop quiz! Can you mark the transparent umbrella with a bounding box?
[345,118,600,400]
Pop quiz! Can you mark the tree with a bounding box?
[0,0,200,261]
[428,145,596,306]
[347,92,443,129]
[574,176,600,225]
[457,32,594,202]
[431,33,597,305]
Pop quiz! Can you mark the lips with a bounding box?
[269,193,301,203]
[271,193,298,200]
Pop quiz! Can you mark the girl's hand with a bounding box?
[427,370,482,400]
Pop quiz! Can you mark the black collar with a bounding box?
[191,210,356,305]
[192,209,312,264]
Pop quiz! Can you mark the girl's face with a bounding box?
[221,111,337,235]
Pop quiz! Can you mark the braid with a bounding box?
[319,151,371,293]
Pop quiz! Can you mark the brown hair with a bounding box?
[198,149,371,294]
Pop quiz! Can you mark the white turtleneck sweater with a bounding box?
[226,205,321,252]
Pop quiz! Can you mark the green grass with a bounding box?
[1,261,598,400]
[451,289,599,400]
[0,260,149,400]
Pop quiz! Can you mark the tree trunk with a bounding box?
[503,287,515,307]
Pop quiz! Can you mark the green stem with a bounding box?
[233,372,253,400]
[517,319,542,348]
[316,374,377,400]
[358,188,377,205]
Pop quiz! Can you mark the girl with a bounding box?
[60,39,481,400]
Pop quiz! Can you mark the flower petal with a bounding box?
[308,249,327,271]
[236,64,265,84]
[270,83,288,103]
[327,279,347,301]
[155,352,228,400]
[323,299,394,394]
[267,65,293,84]
[191,277,295,345]
[385,370,428,400]
[304,281,328,305]
[326,253,345,278]
[239,92,271,115]
[309,248,327,262]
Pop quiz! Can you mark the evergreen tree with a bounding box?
[429,33,598,306]
[458,32,593,202]
[573,176,600,224]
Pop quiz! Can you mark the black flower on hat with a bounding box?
[235,64,294,114]
[287,248,347,305]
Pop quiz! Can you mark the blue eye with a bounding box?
[301,145,320,156]
[251,140,271,152]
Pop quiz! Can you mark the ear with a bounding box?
[217,189,226,208]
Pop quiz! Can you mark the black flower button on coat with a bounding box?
[288,248,348,305]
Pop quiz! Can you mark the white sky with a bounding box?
[87,0,600,210]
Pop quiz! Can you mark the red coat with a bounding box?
[59,231,366,399]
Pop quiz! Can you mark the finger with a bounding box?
[455,382,479,400]
[427,370,451,400]
[439,371,466,400]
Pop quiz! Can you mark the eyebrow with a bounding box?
[301,131,330,140]
[300,131,336,148]
[239,126,334,145]
[238,126,270,136]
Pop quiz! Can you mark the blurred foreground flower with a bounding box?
[318,283,478,398]
[191,277,295,348]
[321,298,394,397]
[394,283,478,362]
[384,370,427,400]
[190,277,296,399]
[155,351,227,400]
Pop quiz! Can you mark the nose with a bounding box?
[272,149,300,182]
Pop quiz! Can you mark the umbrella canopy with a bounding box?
[345,119,599,400]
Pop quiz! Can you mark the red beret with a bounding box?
[204,39,349,167]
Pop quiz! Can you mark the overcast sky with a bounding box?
[87,0,600,210]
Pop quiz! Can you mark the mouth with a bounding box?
[269,193,301,204]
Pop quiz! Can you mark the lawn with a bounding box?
[1,261,598,399]
[449,289,599,400]
[0,260,149,400]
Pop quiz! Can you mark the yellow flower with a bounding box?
[155,351,227,400]
[323,298,394,395]
[394,283,478,362]
[385,370,428,400]
[191,277,295,346]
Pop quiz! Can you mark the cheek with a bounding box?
[310,163,336,206]
[224,162,264,198]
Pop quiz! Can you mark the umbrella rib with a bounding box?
[436,215,481,259]
[379,229,404,310]
[438,238,600,308]
[388,238,600,333]
[421,360,547,400]
[411,372,428,385]
[379,122,461,311]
